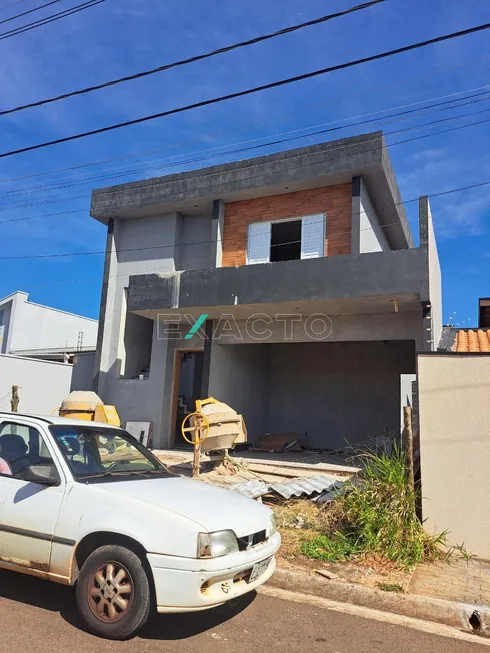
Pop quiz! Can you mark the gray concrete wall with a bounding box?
[128,248,427,313]
[419,196,442,351]
[268,341,415,449]
[418,354,490,559]
[427,201,442,349]
[359,179,390,253]
[71,352,96,391]
[176,213,214,271]
[213,311,423,347]
[0,354,73,415]
[208,342,270,441]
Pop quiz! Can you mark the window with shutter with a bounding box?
[301,214,325,259]
[247,222,271,264]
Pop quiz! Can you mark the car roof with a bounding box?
[0,412,122,429]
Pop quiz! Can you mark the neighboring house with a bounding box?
[0,291,98,361]
[90,131,442,450]
[418,298,490,559]
[0,292,99,414]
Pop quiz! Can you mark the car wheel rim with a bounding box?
[87,561,134,623]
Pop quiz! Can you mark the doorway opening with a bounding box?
[171,350,204,448]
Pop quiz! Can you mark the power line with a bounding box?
[2,93,490,216]
[0,0,106,42]
[1,20,490,160]
[3,174,490,260]
[0,0,63,27]
[0,0,29,11]
[0,0,384,116]
[2,82,490,202]
[2,52,490,188]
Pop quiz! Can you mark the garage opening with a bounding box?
[207,340,416,451]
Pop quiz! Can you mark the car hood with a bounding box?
[93,476,272,537]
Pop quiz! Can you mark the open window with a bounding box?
[247,214,325,264]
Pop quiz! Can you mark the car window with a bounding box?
[0,421,54,480]
[49,425,168,482]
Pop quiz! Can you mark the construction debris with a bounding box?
[314,569,340,580]
[232,475,344,501]
[251,433,302,453]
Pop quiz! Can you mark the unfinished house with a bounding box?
[90,131,442,450]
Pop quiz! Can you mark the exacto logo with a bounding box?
[157,313,333,342]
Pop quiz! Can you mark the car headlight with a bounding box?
[269,514,277,537]
[197,530,239,558]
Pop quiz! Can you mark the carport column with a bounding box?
[211,199,224,267]
[419,195,433,351]
[200,319,214,398]
[351,176,361,254]
[93,217,117,395]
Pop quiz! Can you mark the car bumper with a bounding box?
[148,531,281,612]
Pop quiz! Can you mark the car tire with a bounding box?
[76,544,152,640]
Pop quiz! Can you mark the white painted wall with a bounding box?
[359,181,390,253]
[0,354,73,415]
[2,292,98,354]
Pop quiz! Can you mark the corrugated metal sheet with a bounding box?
[232,480,270,499]
[231,475,345,500]
[269,475,343,499]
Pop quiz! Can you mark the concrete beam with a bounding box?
[127,248,427,314]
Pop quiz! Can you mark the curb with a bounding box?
[269,567,490,637]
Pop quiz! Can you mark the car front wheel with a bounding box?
[76,544,151,640]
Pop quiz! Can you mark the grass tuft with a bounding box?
[299,445,445,568]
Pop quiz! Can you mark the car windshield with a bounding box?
[49,424,167,482]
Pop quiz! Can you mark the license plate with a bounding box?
[249,556,272,583]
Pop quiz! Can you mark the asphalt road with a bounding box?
[0,569,488,653]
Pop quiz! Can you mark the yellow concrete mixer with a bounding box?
[55,391,121,426]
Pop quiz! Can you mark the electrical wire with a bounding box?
[2,95,490,216]
[5,202,485,291]
[0,0,384,116]
[0,0,63,27]
[3,51,490,188]
[1,20,489,159]
[0,0,106,41]
[2,81,490,202]
[3,174,490,261]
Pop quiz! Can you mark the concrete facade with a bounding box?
[0,291,98,359]
[418,354,490,560]
[89,132,441,449]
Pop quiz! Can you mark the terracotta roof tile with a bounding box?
[452,328,490,352]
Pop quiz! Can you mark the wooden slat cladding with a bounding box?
[222,184,352,267]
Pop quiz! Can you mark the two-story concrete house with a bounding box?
[90,131,441,450]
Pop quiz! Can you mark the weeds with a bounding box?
[297,445,446,568]
[377,582,404,593]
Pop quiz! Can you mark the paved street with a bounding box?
[1,569,488,653]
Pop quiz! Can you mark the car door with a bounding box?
[0,419,66,576]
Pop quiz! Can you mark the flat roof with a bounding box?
[90,131,413,249]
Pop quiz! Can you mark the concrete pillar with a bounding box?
[351,176,361,255]
[93,217,117,395]
[211,200,224,268]
[200,320,214,397]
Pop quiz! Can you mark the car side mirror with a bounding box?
[23,463,61,486]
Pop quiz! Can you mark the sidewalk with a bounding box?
[409,559,490,606]
[270,557,490,636]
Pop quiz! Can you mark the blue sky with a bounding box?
[0,0,489,326]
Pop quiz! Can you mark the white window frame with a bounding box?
[246,213,326,265]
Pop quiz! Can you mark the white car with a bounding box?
[0,412,280,639]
